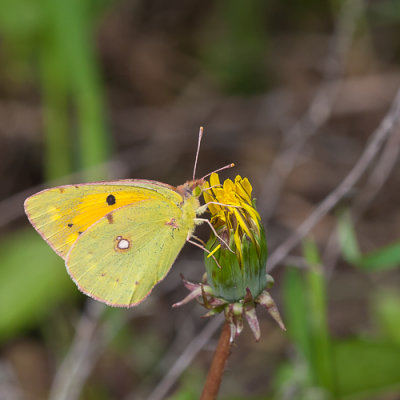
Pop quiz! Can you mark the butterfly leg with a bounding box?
[186,237,223,269]
[203,201,242,209]
[195,201,242,217]
[194,218,233,253]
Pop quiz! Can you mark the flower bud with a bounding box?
[174,173,285,341]
[204,224,268,302]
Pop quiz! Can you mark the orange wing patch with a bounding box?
[24,185,160,259]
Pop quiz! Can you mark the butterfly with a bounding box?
[24,128,233,307]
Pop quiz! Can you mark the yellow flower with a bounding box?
[173,173,286,342]
[203,173,262,261]
[203,172,268,302]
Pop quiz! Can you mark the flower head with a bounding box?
[203,173,262,262]
[203,173,267,302]
[174,173,285,342]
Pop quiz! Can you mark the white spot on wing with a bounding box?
[114,236,131,252]
[118,239,130,249]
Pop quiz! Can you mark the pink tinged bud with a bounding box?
[224,307,238,342]
[172,278,214,308]
[181,275,201,291]
[172,287,203,308]
[244,301,261,342]
[256,290,286,331]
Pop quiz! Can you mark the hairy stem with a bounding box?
[200,321,232,400]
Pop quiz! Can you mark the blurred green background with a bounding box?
[1,0,400,399]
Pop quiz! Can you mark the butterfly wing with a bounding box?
[24,180,181,259]
[65,197,196,307]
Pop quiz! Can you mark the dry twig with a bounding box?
[323,125,400,272]
[48,301,105,400]
[267,87,400,271]
[259,0,365,219]
[145,316,223,400]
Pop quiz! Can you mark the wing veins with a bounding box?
[71,225,162,282]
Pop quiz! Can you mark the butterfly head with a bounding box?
[176,179,206,199]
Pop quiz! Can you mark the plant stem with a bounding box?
[200,321,232,400]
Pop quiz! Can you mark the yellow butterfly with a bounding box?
[24,128,232,307]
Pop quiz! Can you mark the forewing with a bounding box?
[65,199,192,307]
[24,181,182,259]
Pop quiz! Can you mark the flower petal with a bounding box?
[209,172,221,188]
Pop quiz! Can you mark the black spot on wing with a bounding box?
[106,194,116,205]
[68,223,73,228]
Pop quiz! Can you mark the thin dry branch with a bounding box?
[259,0,365,219]
[323,125,400,272]
[145,316,223,400]
[353,127,400,215]
[48,301,105,400]
[266,87,400,272]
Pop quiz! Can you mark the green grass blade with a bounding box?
[303,239,335,394]
[283,267,312,367]
[373,291,400,346]
[334,339,400,398]
[336,209,361,264]
[39,37,72,181]
[43,0,110,180]
[0,230,76,342]
[357,241,400,270]
[336,209,400,271]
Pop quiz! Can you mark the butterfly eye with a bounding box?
[193,186,202,197]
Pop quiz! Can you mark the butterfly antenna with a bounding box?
[201,163,235,180]
[193,126,204,180]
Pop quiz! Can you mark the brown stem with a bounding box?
[200,321,232,400]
